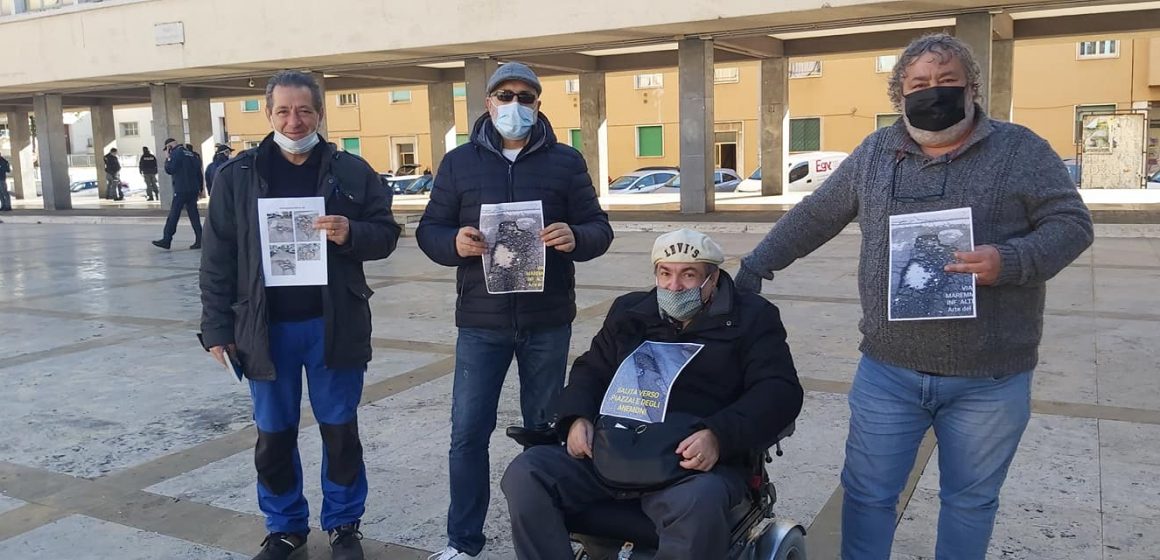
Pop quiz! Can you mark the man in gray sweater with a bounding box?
[736,34,1093,560]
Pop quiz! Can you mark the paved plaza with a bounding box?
[0,221,1158,559]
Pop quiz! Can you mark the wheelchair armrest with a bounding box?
[505,426,560,448]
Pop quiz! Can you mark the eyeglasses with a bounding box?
[890,154,948,203]
[490,90,537,105]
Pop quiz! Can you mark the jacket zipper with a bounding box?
[507,161,518,332]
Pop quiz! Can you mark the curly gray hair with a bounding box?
[887,33,982,112]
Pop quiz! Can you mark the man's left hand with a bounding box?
[541,223,575,253]
[676,429,720,472]
[945,244,1001,286]
[315,215,351,246]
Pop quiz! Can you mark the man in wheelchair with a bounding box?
[501,229,803,560]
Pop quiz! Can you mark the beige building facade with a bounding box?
[223,33,1160,181]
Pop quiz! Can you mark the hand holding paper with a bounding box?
[541,222,576,253]
[456,226,487,258]
[945,244,1001,286]
[315,215,350,245]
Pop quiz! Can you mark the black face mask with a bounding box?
[904,86,967,131]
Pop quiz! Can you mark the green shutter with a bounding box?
[341,138,361,156]
[243,99,260,112]
[570,129,583,150]
[637,126,663,157]
[789,118,821,152]
[456,133,470,146]
[453,84,466,98]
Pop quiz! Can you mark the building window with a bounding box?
[241,99,260,112]
[564,79,580,94]
[453,83,466,99]
[0,123,7,137]
[714,67,740,84]
[789,61,822,79]
[1077,40,1119,60]
[569,129,582,150]
[789,117,821,152]
[390,90,412,104]
[337,93,359,107]
[119,122,139,137]
[634,73,664,89]
[341,138,361,156]
[1075,104,1117,142]
[243,140,260,150]
[876,113,901,129]
[456,133,470,146]
[636,125,664,157]
[396,142,417,166]
[876,55,897,73]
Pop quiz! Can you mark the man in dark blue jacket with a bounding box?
[417,62,613,560]
[152,137,204,250]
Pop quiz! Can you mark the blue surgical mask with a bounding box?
[656,275,712,322]
[492,102,536,141]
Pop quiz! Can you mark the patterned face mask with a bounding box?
[656,275,711,322]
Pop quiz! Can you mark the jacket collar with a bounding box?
[470,111,558,161]
[882,104,996,160]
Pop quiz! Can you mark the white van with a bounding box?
[737,151,848,193]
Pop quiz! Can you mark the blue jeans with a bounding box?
[249,318,368,535]
[841,355,1032,560]
[447,325,571,555]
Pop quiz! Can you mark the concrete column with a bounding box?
[678,38,715,214]
[5,111,35,200]
[956,12,994,114]
[151,83,184,210]
[991,39,1014,121]
[760,57,789,197]
[33,94,71,210]
[427,81,456,174]
[579,72,609,196]
[465,58,498,127]
[187,96,214,167]
[90,103,116,199]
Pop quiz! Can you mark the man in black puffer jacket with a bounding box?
[417,62,613,560]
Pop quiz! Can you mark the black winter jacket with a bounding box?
[199,134,401,380]
[104,153,121,174]
[165,146,204,195]
[554,273,803,463]
[139,153,159,174]
[416,113,613,330]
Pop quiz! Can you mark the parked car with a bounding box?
[70,179,142,198]
[608,168,679,193]
[403,175,434,195]
[1148,168,1159,189]
[737,151,848,193]
[651,169,743,194]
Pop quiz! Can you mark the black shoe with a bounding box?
[189,241,202,250]
[151,239,171,250]
[252,532,306,560]
[329,522,364,560]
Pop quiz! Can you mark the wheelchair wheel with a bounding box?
[774,526,806,560]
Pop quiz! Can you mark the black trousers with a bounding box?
[501,444,747,560]
[161,191,202,242]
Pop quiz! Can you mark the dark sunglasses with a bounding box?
[490,90,537,105]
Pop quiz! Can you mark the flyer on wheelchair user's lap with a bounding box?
[599,341,704,424]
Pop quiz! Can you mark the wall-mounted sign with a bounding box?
[154,22,185,46]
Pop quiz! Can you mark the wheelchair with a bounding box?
[506,423,806,560]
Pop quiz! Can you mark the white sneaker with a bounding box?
[429,546,487,560]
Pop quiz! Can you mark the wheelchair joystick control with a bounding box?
[618,542,635,559]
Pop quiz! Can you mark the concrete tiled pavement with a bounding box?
[0,222,1158,559]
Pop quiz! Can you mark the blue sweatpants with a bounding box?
[249,318,368,535]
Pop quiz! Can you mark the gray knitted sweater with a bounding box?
[738,114,1093,377]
